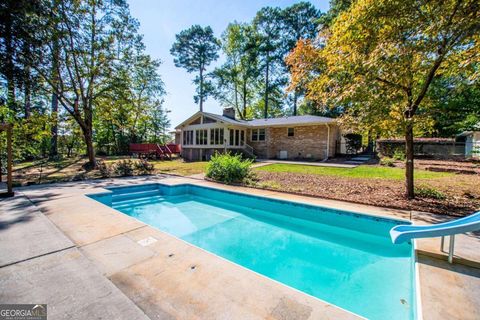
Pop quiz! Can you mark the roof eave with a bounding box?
[247,120,335,128]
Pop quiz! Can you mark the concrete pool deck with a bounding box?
[1,175,479,319]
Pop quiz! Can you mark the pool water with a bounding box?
[89,183,416,320]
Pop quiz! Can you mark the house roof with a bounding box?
[175,112,335,129]
[203,112,248,125]
[175,111,245,129]
[246,115,335,127]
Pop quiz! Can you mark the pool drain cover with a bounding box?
[137,236,158,247]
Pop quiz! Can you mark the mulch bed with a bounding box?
[253,171,480,216]
[395,159,480,174]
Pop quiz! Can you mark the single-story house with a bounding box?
[175,107,339,161]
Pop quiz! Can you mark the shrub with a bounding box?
[206,152,253,184]
[96,160,111,178]
[113,159,135,176]
[343,133,363,154]
[135,159,155,175]
[380,157,395,167]
[414,186,446,200]
[392,149,406,161]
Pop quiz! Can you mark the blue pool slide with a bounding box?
[390,211,480,263]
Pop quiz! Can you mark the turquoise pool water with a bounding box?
[89,183,416,320]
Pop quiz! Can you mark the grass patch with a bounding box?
[255,163,453,180]
[151,159,207,176]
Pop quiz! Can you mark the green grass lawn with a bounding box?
[255,163,453,180]
[151,159,207,176]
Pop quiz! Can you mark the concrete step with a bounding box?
[350,156,371,161]
[344,161,365,164]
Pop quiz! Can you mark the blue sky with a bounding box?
[127,0,330,129]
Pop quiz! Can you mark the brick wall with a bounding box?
[247,125,338,160]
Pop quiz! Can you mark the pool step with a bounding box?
[109,183,160,195]
[112,189,161,202]
[113,195,167,208]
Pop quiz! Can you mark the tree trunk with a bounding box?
[242,80,247,119]
[23,42,31,118]
[83,127,96,169]
[293,90,298,116]
[234,78,239,114]
[264,51,269,119]
[50,93,59,158]
[199,67,204,112]
[5,12,15,112]
[24,75,31,119]
[50,22,60,158]
[405,121,415,199]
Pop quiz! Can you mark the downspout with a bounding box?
[323,124,330,162]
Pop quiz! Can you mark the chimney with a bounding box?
[222,107,236,120]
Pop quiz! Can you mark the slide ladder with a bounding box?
[390,211,480,263]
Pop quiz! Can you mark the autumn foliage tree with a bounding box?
[287,0,480,199]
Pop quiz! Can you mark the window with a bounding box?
[287,128,295,137]
[228,129,246,146]
[183,130,194,145]
[196,129,208,145]
[251,128,265,141]
[189,117,201,125]
[235,130,240,146]
[203,116,217,123]
[210,128,224,145]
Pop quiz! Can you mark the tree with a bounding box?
[281,2,321,115]
[49,0,61,158]
[0,0,169,164]
[253,7,285,118]
[95,48,167,154]
[170,25,220,112]
[294,0,480,198]
[428,77,480,137]
[317,0,352,28]
[213,22,260,119]
[0,0,46,116]
[24,0,142,168]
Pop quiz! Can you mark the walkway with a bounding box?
[0,193,148,319]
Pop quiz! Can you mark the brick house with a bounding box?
[175,108,339,161]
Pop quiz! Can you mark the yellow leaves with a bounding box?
[285,39,322,92]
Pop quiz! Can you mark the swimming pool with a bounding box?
[89,183,417,320]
